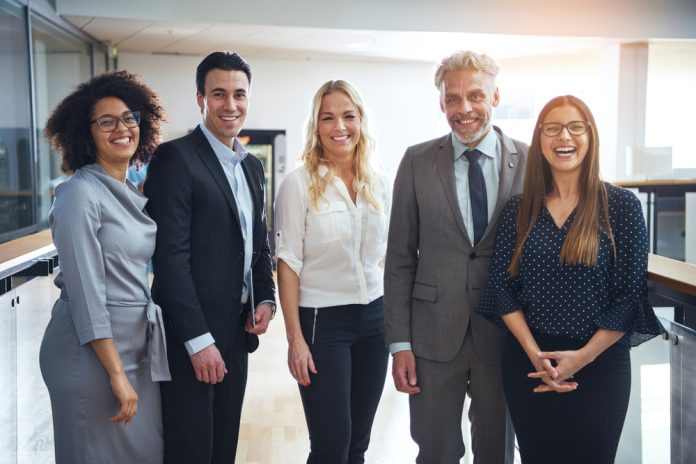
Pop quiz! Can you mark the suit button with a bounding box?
[470,252,477,260]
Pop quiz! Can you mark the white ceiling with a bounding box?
[64,15,609,63]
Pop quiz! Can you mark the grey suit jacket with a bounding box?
[384,126,528,364]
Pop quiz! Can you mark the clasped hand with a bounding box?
[528,349,589,393]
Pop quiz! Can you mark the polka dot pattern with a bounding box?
[476,184,665,346]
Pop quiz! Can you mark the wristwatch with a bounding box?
[264,302,277,320]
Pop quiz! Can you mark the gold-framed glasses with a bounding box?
[91,111,141,132]
[540,120,590,137]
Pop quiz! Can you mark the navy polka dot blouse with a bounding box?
[477,183,665,347]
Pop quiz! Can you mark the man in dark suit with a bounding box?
[145,51,276,464]
[385,51,528,463]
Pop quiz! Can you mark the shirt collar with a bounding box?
[199,122,248,165]
[452,129,498,161]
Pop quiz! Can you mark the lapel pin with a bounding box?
[508,161,515,168]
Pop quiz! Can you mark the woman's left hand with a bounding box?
[528,349,590,392]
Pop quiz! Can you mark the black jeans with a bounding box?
[298,296,389,464]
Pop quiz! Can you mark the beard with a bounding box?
[450,112,491,146]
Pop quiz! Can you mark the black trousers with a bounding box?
[503,332,631,464]
[161,314,248,464]
[298,297,389,464]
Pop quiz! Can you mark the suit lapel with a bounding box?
[478,127,522,244]
[191,127,242,229]
[241,158,263,250]
[436,135,472,244]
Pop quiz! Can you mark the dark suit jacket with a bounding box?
[145,126,275,354]
[384,126,528,364]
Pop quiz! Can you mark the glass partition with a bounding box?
[0,2,34,243]
[31,14,91,225]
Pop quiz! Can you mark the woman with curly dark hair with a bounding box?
[39,70,169,464]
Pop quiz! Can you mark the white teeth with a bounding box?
[332,135,350,141]
[554,147,576,157]
[221,116,238,121]
[111,137,130,144]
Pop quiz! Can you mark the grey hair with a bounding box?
[434,51,500,89]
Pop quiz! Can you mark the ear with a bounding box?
[492,87,500,108]
[196,91,204,112]
[439,97,446,114]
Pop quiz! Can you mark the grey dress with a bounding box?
[40,163,170,464]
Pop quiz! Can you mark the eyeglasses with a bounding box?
[91,111,141,132]
[539,120,590,137]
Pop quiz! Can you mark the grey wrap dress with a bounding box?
[40,163,170,464]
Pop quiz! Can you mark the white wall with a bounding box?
[120,52,451,181]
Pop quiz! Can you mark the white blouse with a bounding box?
[274,165,391,308]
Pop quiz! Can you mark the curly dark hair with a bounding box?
[45,70,165,173]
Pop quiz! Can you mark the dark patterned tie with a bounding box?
[465,149,488,245]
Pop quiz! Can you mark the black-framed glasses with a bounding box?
[539,120,590,137]
[91,111,141,132]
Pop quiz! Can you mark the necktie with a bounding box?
[465,149,488,245]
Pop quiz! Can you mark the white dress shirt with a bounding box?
[275,165,391,308]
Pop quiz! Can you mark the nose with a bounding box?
[114,118,129,131]
[336,118,346,130]
[461,98,473,113]
[559,126,572,140]
[224,95,237,111]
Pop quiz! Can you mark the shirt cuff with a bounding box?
[185,332,215,356]
[389,342,412,354]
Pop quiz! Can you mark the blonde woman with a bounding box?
[477,95,664,463]
[275,80,390,464]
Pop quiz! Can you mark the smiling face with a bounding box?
[317,91,361,163]
[540,105,590,177]
[90,96,140,168]
[197,68,249,147]
[439,68,499,147]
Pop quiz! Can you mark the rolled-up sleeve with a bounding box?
[596,189,665,345]
[50,179,111,345]
[274,170,308,277]
[476,196,523,328]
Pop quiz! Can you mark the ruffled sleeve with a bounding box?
[476,195,524,328]
[595,187,665,346]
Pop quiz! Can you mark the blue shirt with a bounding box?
[452,130,500,245]
[477,184,664,346]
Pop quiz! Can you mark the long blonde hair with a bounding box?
[301,80,379,211]
[508,95,615,276]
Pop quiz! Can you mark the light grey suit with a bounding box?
[385,126,527,463]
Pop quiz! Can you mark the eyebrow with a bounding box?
[210,87,247,94]
[95,110,133,118]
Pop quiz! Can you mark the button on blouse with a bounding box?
[274,165,391,308]
[477,183,665,346]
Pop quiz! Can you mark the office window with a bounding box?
[31,15,91,225]
[0,2,33,242]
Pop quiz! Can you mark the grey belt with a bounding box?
[61,294,172,382]
[145,299,171,381]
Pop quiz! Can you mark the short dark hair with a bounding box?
[196,51,252,95]
[45,70,165,173]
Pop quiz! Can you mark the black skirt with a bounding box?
[503,332,631,464]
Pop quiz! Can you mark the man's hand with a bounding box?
[392,350,421,395]
[245,303,273,335]
[190,344,227,384]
